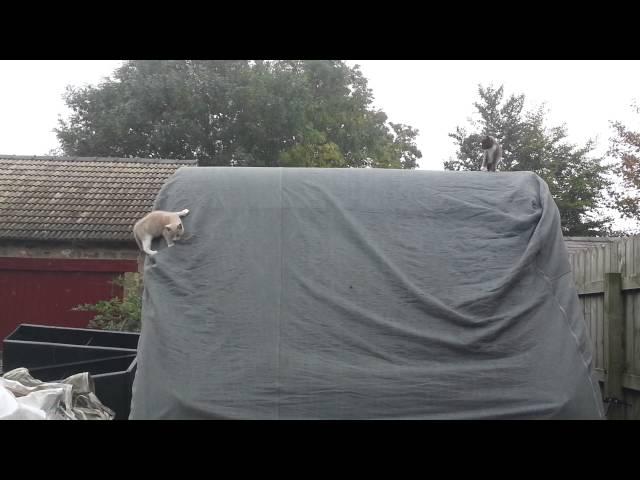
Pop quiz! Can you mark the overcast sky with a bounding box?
[1,60,639,169]
[350,60,640,170]
[2,59,638,231]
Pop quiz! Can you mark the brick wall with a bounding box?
[0,241,139,260]
[0,240,144,276]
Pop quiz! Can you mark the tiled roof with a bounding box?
[0,155,196,243]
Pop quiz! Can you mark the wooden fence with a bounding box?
[568,235,640,420]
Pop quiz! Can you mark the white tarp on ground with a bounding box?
[0,368,114,420]
[130,167,605,419]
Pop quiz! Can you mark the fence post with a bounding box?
[604,272,625,420]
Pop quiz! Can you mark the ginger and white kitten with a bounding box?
[133,209,189,256]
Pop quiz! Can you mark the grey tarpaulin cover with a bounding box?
[130,167,605,419]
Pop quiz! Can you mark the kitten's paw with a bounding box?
[146,250,158,256]
[167,243,174,248]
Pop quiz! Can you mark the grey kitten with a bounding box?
[481,136,502,172]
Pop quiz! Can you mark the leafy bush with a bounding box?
[73,274,142,332]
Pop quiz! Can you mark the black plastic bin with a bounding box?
[26,354,138,420]
[3,324,139,367]
[2,324,139,420]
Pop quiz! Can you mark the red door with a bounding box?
[0,257,138,346]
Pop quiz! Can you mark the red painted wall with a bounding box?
[0,257,138,345]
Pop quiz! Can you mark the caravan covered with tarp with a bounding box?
[130,167,604,419]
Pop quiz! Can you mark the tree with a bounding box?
[445,85,612,236]
[609,102,640,221]
[55,60,421,169]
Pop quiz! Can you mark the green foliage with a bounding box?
[73,274,142,332]
[609,102,640,221]
[445,85,613,236]
[56,60,421,169]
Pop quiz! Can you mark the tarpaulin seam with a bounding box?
[277,167,283,419]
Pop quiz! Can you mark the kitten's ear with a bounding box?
[165,225,172,231]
